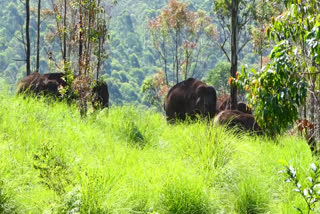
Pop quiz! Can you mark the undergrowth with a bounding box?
[0,91,317,213]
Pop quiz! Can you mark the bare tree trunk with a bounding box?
[85,10,93,76]
[311,85,315,123]
[26,0,31,76]
[304,103,307,118]
[175,31,179,84]
[96,0,102,80]
[164,58,168,85]
[63,0,67,64]
[79,0,83,76]
[97,36,102,80]
[311,60,317,123]
[36,0,41,73]
[163,46,168,85]
[230,0,238,109]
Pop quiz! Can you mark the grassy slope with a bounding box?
[0,91,317,213]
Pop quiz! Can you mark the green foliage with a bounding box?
[235,42,308,137]
[159,177,214,214]
[281,163,320,213]
[120,82,140,103]
[0,0,260,106]
[33,141,72,195]
[234,0,320,137]
[206,61,230,93]
[234,177,269,214]
[129,53,140,68]
[57,186,82,213]
[141,71,167,111]
[148,0,217,83]
[0,181,16,214]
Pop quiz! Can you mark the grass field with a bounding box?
[0,91,318,213]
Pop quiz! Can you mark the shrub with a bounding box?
[281,163,320,213]
[33,141,72,195]
[0,181,16,214]
[159,177,214,214]
[234,177,269,214]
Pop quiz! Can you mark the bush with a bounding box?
[33,141,72,195]
[234,177,269,214]
[206,61,230,93]
[0,181,16,214]
[159,177,214,214]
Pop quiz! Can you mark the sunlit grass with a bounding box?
[0,91,316,213]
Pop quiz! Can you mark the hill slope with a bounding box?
[0,92,315,213]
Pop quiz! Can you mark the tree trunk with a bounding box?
[164,58,168,85]
[311,60,317,123]
[163,45,168,85]
[85,10,93,76]
[311,85,315,123]
[36,0,41,73]
[230,0,239,109]
[79,0,83,76]
[63,0,67,64]
[304,103,307,118]
[97,36,101,80]
[175,30,179,84]
[26,0,31,76]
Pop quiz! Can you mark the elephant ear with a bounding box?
[207,86,216,96]
[195,85,208,96]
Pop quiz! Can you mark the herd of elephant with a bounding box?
[17,72,260,134]
[164,78,261,134]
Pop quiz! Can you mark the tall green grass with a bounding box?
[0,91,317,213]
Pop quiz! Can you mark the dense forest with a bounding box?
[0,0,261,106]
[3,0,320,213]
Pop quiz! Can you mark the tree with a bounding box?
[235,0,320,137]
[230,0,239,108]
[268,0,320,137]
[78,0,83,76]
[48,0,116,115]
[236,43,308,136]
[251,0,279,69]
[26,0,30,76]
[141,70,168,111]
[36,0,41,73]
[213,0,257,108]
[95,0,110,79]
[206,61,230,94]
[148,0,216,85]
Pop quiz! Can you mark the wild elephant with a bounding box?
[92,80,109,109]
[214,110,261,134]
[17,72,109,109]
[17,72,66,96]
[237,102,252,114]
[16,72,40,94]
[164,78,217,122]
[218,96,252,114]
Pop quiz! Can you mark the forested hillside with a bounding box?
[2,0,320,139]
[0,0,259,106]
[3,1,320,213]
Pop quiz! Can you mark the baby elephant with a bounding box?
[214,110,261,134]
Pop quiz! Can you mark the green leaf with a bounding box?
[311,163,317,173]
